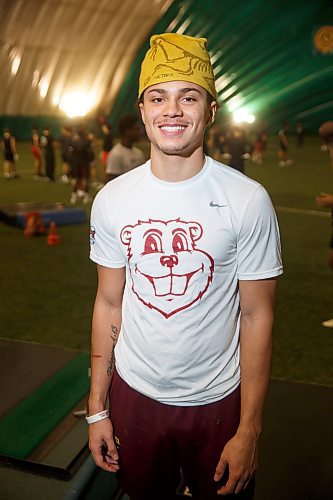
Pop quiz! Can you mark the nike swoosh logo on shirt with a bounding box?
[210,201,228,208]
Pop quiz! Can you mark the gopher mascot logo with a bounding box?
[120,218,214,318]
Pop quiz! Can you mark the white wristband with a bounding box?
[85,409,109,424]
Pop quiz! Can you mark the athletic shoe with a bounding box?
[322,318,333,328]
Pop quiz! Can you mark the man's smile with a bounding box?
[159,125,187,132]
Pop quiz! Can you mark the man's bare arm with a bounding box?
[88,264,125,472]
[215,278,277,495]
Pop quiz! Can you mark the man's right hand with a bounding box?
[89,418,119,472]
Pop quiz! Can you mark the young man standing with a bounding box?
[31,126,42,178]
[2,128,18,179]
[278,122,292,167]
[40,127,56,182]
[88,33,283,499]
[100,123,113,182]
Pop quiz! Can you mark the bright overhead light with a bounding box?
[9,48,22,76]
[11,55,21,75]
[232,109,255,124]
[58,91,97,118]
[38,77,49,98]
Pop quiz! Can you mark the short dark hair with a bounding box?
[118,115,139,136]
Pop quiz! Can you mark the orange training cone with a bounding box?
[24,214,37,238]
[47,221,61,245]
[24,212,46,238]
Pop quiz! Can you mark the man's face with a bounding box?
[139,81,216,157]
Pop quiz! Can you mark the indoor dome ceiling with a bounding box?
[0,0,173,116]
[0,0,332,133]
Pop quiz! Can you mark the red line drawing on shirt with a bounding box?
[120,218,214,318]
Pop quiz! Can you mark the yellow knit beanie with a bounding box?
[138,33,217,99]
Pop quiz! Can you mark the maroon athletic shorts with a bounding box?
[109,371,255,500]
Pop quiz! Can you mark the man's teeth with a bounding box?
[160,126,186,132]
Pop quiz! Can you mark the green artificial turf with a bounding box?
[0,352,90,458]
[0,136,333,385]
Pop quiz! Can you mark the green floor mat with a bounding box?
[0,352,90,459]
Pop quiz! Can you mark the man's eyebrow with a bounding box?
[147,88,167,95]
[147,87,202,95]
[179,88,202,94]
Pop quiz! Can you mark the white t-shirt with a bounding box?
[90,156,283,406]
[105,142,145,175]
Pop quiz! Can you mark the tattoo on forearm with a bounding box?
[111,324,119,342]
[107,324,119,376]
[107,352,114,376]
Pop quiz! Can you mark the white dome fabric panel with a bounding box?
[0,0,174,116]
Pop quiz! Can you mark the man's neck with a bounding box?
[150,147,205,182]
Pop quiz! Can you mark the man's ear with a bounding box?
[209,101,217,126]
[139,102,145,125]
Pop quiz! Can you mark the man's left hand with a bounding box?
[214,430,258,495]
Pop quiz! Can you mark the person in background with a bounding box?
[319,121,333,169]
[252,129,268,165]
[2,128,18,179]
[105,114,144,182]
[58,126,73,183]
[87,32,282,499]
[87,129,99,187]
[40,127,56,182]
[70,126,93,204]
[207,124,225,161]
[224,125,250,173]
[31,126,42,178]
[315,191,333,328]
[100,123,113,181]
[278,122,292,167]
[295,122,305,146]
